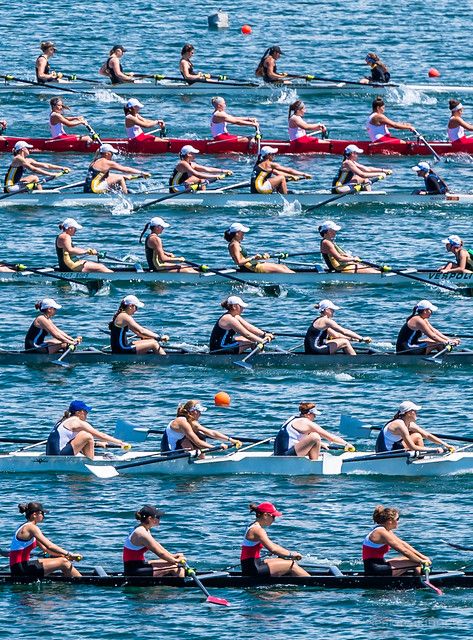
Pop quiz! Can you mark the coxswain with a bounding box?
[362,505,432,576]
[109,294,167,355]
[396,299,460,354]
[375,401,454,454]
[56,217,112,273]
[24,298,81,354]
[304,299,372,356]
[123,505,186,577]
[10,502,81,578]
[210,96,259,142]
[179,44,211,83]
[367,97,415,143]
[319,220,379,273]
[169,145,231,193]
[46,400,129,458]
[209,295,274,354]
[49,97,92,143]
[360,53,391,85]
[288,100,327,144]
[273,402,354,458]
[99,44,134,84]
[412,161,449,195]
[35,41,63,84]
[240,502,309,577]
[251,146,311,194]
[161,400,241,453]
[84,143,150,194]
[332,144,391,193]
[255,46,290,84]
[4,140,69,193]
[224,222,294,273]
[139,216,198,273]
[124,98,165,142]
[439,234,473,273]
[447,99,473,149]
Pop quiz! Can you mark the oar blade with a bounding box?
[84,464,119,478]
[206,595,230,607]
[339,414,373,438]
[114,419,149,442]
[52,359,71,368]
[233,359,253,370]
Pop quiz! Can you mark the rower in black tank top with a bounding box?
[304,326,330,354]
[209,316,239,354]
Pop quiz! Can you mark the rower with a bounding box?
[169,145,231,193]
[179,43,211,83]
[251,146,311,195]
[35,41,63,84]
[99,44,134,84]
[439,234,473,273]
[25,298,81,354]
[139,216,198,273]
[273,402,354,459]
[84,143,150,194]
[4,141,69,193]
[375,401,454,454]
[412,161,449,195]
[360,53,391,85]
[124,98,166,142]
[362,504,432,576]
[10,502,81,579]
[255,46,290,84]
[396,299,460,355]
[46,400,129,459]
[161,400,241,454]
[224,221,294,273]
[56,217,113,273]
[288,100,327,144]
[123,505,185,577]
[304,299,372,356]
[109,294,167,355]
[240,502,309,577]
[447,99,473,149]
[49,97,92,143]
[210,96,259,142]
[209,295,274,354]
[367,97,415,144]
[332,144,391,194]
[319,220,379,273]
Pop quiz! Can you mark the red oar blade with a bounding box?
[206,595,230,606]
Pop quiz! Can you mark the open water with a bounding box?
[0,1,472,639]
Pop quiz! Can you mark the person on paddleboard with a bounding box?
[139,216,198,273]
[108,294,168,355]
[83,143,150,194]
[210,96,259,142]
[49,97,92,143]
[255,46,290,84]
[331,144,391,194]
[99,44,134,84]
[367,97,415,143]
[56,217,113,273]
[251,146,311,194]
[360,53,391,85]
[35,41,64,84]
[124,98,166,143]
[411,161,448,195]
[319,220,379,273]
[224,222,294,273]
[4,141,69,192]
[288,100,327,144]
[395,299,460,355]
[447,99,473,149]
[169,145,231,192]
[24,297,81,354]
[439,234,473,274]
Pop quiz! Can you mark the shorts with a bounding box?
[213,133,239,141]
[124,560,154,576]
[10,561,45,579]
[304,344,330,355]
[240,558,270,577]
[396,342,429,355]
[372,135,402,144]
[363,558,392,576]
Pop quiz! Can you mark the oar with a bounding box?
[183,563,230,606]
[305,177,384,212]
[47,180,85,192]
[84,123,103,145]
[0,169,70,202]
[234,336,272,370]
[0,74,96,96]
[412,128,441,163]
[421,563,443,595]
[289,72,396,88]
[0,262,94,293]
[134,73,257,88]
[442,540,473,552]
[63,74,104,85]
[131,185,201,213]
[423,343,454,364]
[0,436,48,444]
[53,344,76,367]
[181,259,260,287]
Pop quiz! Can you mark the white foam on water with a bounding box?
[91,90,126,104]
[386,86,437,106]
[334,372,355,382]
[261,87,299,105]
[278,198,302,216]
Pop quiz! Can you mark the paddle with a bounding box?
[305,177,384,212]
[0,74,96,96]
[180,259,262,288]
[412,128,441,163]
[421,563,443,595]
[134,73,257,88]
[0,169,70,202]
[183,563,230,606]
[83,123,103,145]
[234,336,272,370]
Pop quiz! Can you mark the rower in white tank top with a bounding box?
[210,112,228,137]
[447,123,465,143]
[288,123,306,141]
[50,112,66,138]
[366,113,390,141]
[126,123,144,140]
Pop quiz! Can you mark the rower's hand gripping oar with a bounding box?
[182,562,230,606]
[234,335,273,370]
[305,175,385,212]
[53,343,80,367]
[421,563,443,595]
[0,169,70,201]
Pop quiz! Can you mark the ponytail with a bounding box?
[139,222,150,244]
[288,100,304,119]
[372,96,385,112]
[109,301,128,330]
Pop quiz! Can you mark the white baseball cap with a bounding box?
[318,299,341,312]
[319,220,341,233]
[398,400,422,415]
[61,218,83,230]
[412,161,430,172]
[416,299,438,312]
[444,234,462,247]
[13,141,33,152]
[260,146,278,156]
[191,402,207,413]
[344,144,363,155]
[227,295,248,308]
[126,98,144,109]
[122,295,144,308]
[227,222,250,234]
[179,144,200,156]
[99,143,119,154]
[40,298,62,311]
[149,217,170,228]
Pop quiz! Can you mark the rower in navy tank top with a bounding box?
[395,299,459,355]
[304,299,370,356]
[139,216,197,273]
[24,297,79,354]
[108,295,167,355]
[209,295,272,354]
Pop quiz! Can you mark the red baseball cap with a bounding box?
[257,502,282,517]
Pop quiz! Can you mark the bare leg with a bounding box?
[259,262,295,274]
[71,431,95,459]
[265,558,310,577]
[388,557,421,576]
[269,175,287,194]
[82,260,113,273]
[41,557,82,578]
[134,339,166,355]
[294,433,321,460]
[46,339,68,354]
[327,338,357,356]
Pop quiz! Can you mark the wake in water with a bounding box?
[277,197,302,216]
[386,86,437,106]
[261,88,299,105]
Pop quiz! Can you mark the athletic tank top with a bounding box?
[56,234,82,271]
[84,163,109,193]
[10,526,37,565]
[288,121,306,141]
[35,55,50,82]
[4,164,23,191]
[50,112,66,138]
[106,56,124,85]
[240,523,263,560]
[210,112,228,137]
[251,164,273,193]
[332,165,354,190]
[304,325,329,353]
[448,124,465,143]
[169,167,190,192]
[110,323,134,353]
[209,315,237,351]
[366,113,390,141]
[145,234,163,270]
[46,419,76,455]
[123,528,148,562]
[161,421,186,452]
[24,319,49,351]
[126,122,144,139]
[396,322,423,352]
[273,416,303,454]
[362,526,390,560]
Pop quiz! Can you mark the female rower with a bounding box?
[210,96,259,142]
[274,402,354,458]
[35,41,63,84]
[332,144,390,193]
[362,505,432,576]
[224,222,294,274]
[169,145,231,192]
[209,295,274,354]
[241,502,309,577]
[99,44,134,84]
[288,100,327,145]
[439,234,473,273]
[375,401,453,454]
[4,140,69,193]
[255,46,289,84]
[123,505,185,577]
[251,146,311,194]
[56,217,112,273]
[412,161,448,195]
[109,294,167,355]
[319,220,379,273]
[84,143,150,194]
[10,502,81,578]
[179,43,211,83]
[396,299,460,354]
[139,216,198,273]
[24,298,81,354]
[367,97,415,143]
[304,299,371,356]
[161,400,241,453]
[447,99,473,148]
[49,97,92,143]
[46,400,129,458]
[124,98,165,142]
[360,53,391,85]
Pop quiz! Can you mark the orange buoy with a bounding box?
[215,391,231,407]
[241,24,252,35]
[428,67,440,78]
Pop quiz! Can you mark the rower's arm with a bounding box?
[254,527,296,558]
[192,163,223,175]
[40,317,76,344]
[396,423,430,452]
[455,116,473,132]
[410,424,451,449]
[418,318,450,343]
[311,423,348,446]
[76,421,126,447]
[108,161,146,175]
[237,316,266,339]
[29,525,71,558]
[264,59,286,82]
[36,58,57,83]
[180,59,204,82]
[109,58,134,83]
[178,421,213,449]
[127,114,161,128]
[29,158,66,172]
[223,113,258,127]
[272,162,306,177]
[124,316,159,340]
[326,319,363,341]
[381,530,430,564]
[196,424,233,444]
[139,530,181,564]
[291,116,325,133]
[377,114,414,132]
[52,113,86,128]
[322,240,354,264]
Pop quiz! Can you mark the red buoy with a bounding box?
[241,24,252,35]
[428,67,440,78]
[215,391,231,407]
